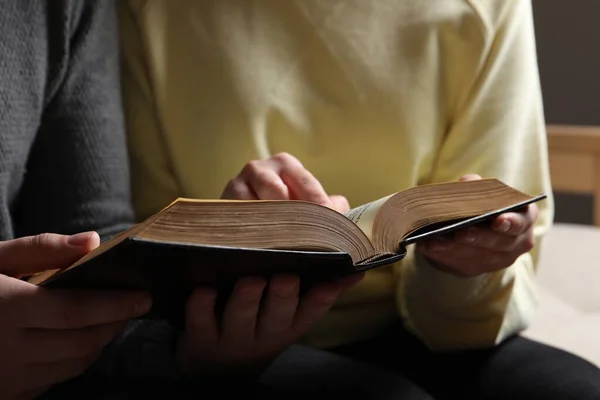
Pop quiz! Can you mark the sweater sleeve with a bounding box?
[397,0,554,350]
[12,0,134,241]
[12,0,188,381]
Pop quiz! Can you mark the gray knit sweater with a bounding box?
[0,0,182,395]
[0,0,133,240]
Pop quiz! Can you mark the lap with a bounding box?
[40,344,433,400]
[332,322,600,400]
[41,322,600,399]
[259,344,433,399]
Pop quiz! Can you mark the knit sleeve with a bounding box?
[11,0,189,382]
[12,0,135,241]
[397,0,553,350]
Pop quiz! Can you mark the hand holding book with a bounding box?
[416,174,539,278]
[0,232,151,399]
[175,153,364,378]
[177,272,363,378]
[221,153,542,280]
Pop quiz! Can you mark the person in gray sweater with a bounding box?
[0,2,383,399]
[0,1,156,398]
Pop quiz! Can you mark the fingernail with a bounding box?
[134,293,152,315]
[67,231,94,246]
[495,220,511,233]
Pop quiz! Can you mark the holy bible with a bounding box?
[28,178,545,323]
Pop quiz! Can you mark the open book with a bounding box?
[29,178,545,323]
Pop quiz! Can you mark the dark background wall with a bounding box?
[533,0,600,125]
[532,0,600,224]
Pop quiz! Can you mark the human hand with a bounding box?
[222,152,350,213]
[416,174,538,278]
[177,272,364,378]
[0,232,152,400]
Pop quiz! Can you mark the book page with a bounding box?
[344,195,393,241]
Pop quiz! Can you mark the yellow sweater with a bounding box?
[119,0,553,350]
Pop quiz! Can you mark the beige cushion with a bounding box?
[523,223,600,366]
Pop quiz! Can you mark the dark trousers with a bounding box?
[43,323,600,399]
[328,322,600,399]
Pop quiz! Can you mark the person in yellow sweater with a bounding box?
[118,0,600,398]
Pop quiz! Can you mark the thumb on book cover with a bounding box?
[0,231,100,278]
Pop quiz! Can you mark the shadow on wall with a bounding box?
[532,0,600,225]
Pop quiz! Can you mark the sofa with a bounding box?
[523,125,600,366]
